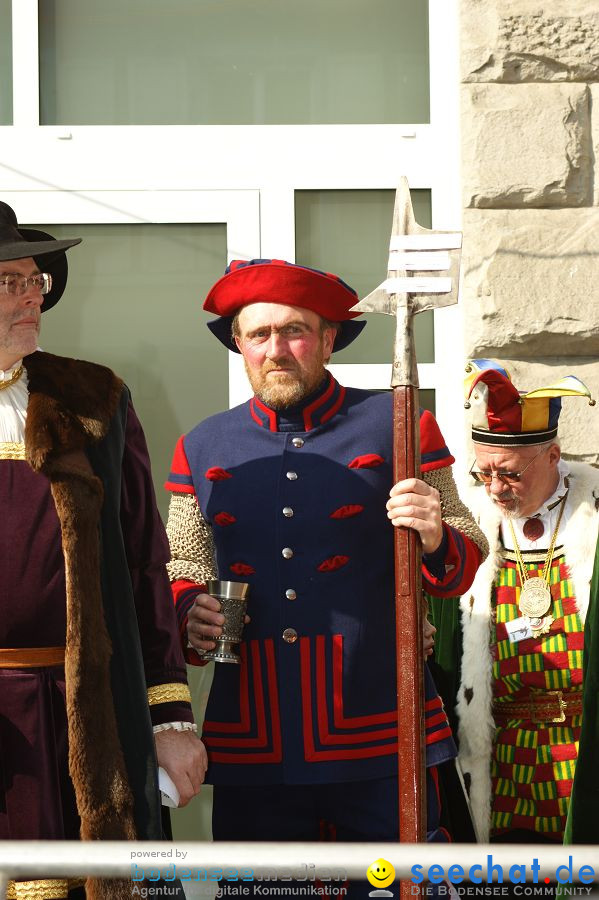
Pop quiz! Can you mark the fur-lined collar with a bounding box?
[23,350,123,472]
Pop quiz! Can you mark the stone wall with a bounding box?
[460,0,599,464]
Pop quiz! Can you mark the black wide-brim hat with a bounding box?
[0,201,81,311]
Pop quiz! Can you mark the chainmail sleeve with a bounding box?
[165,492,218,584]
[424,465,489,562]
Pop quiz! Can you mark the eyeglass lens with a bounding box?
[0,273,52,295]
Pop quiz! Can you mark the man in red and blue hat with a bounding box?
[165,260,488,862]
[0,201,207,900]
[457,359,599,847]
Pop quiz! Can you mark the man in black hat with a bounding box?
[0,201,207,900]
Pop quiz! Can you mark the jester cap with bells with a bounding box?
[464,359,595,447]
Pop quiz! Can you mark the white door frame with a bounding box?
[6,0,463,456]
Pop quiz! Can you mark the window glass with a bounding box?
[0,0,12,124]
[295,188,434,365]
[36,223,228,518]
[39,0,429,125]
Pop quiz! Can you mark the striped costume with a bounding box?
[457,462,599,842]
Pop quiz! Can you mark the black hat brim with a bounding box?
[206,316,366,353]
[0,228,81,312]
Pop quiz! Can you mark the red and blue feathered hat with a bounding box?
[464,358,595,446]
[203,259,366,352]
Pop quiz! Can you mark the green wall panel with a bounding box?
[39,0,429,125]
[36,222,228,520]
[295,188,434,366]
[0,0,12,124]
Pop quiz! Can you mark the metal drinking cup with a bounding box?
[201,579,250,664]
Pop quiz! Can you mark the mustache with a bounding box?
[262,361,295,373]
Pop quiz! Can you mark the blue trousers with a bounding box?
[212,772,447,900]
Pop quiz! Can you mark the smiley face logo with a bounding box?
[366,858,396,889]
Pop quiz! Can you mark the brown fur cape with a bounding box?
[23,351,138,900]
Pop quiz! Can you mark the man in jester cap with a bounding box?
[164,259,488,863]
[457,359,599,845]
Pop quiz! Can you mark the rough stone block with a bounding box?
[461,208,599,358]
[591,85,599,207]
[461,0,599,83]
[462,84,592,208]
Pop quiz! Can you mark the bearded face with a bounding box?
[235,303,336,409]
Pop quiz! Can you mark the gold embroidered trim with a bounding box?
[0,364,23,392]
[8,878,69,899]
[501,545,565,564]
[147,682,192,706]
[0,441,26,460]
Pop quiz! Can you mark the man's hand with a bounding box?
[154,729,208,807]
[386,477,443,554]
[187,593,250,653]
[423,615,436,659]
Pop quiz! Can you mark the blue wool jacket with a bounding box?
[167,375,479,785]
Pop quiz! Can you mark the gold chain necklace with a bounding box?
[508,491,567,622]
[0,364,23,392]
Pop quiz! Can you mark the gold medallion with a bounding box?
[519,576,552,619]
[530,614,554,638]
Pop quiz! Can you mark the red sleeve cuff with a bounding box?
[165,435,195,494]
[171,578,210,666]
[422,523,482,596]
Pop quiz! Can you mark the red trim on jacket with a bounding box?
[252,396,278,432]
[423,526,482,597]
[348,454,385,469]
[301,638,398,762]
[320,385,346,425]
[331,636,395,727]
[164,435,195,493]
[170,578,207,666]
[419,409,455,472]
[303,374,336,431]
[203,640,282,764]
[316,638,396,745]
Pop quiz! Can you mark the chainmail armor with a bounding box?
[166,492,217,584]
[424,466,489,561]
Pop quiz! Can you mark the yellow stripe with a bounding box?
[521,397,550,432]
[147,682,192,706]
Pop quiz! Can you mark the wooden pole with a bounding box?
[350,177,462,892]
[393,385,426,900]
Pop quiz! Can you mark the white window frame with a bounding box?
[0,190,260,261]
[5,0,463,457]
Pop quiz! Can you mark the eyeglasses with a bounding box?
[469,445,548,485]
[0,273,52,297]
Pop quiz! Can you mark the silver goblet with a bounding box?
[201,579,250,664]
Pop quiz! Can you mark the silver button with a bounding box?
[292,438,305,448]
[286,589,297,601]
[286,471,298,481]
[282,547,294,559]
[283,507,294,518]
[282,628,298,644]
